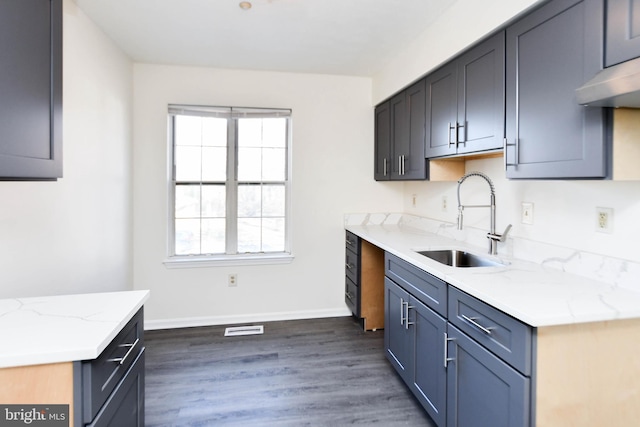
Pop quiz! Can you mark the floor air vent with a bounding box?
[224,325,264,337]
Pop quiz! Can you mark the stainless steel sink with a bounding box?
[415,249,505,268]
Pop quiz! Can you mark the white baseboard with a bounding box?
[144,307,352,331]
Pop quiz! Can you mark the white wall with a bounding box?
[404,157,640,263]
[132,64,404,326]
[373,0,542,104]
[0,0,133,298]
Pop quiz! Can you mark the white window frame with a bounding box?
[163,105,294,268]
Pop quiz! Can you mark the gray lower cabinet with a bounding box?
[446,324,529,427]
[74,308,145,427]
[605,0,640,66]
[385,278,447,427]
[0,0,63,180]
[505,0,608,179]
[425,31,505,158]
[384,252,532,427]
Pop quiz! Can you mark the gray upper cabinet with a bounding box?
[605,0,640,66]
[425,32,505,158]
[375,80,427,181]
[0,0,62,180]
[505,0,607,179]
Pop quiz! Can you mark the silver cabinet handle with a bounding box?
[107,338,140,365]
[461,314,493,335]
[383,158,388,176]
[504,137,518,170]
[444,333,455,368]
[405,302,414,329]
[345,291,354,300]
[401,155,406,176]
[345,263,354,270]
[346,239,354,246]
[400,298,406,326]
[448,122,456,147]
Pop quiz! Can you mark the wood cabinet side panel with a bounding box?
[360,240,385,330]
[0,362,74,425]
[535,318,640,427]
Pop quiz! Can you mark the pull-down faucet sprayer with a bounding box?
[456,172,511,255]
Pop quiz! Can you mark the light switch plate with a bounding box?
[521,202,534,225]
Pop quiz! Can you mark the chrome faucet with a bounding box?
[456,172,512,255]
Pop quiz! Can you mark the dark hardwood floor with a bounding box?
[145,316,436,426]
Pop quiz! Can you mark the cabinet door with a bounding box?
[505,0,607,179]
[395,79,427,180]
[389,92,407,179]
[606,0,640,66]
[88,348,145,427]
[425,62,458,158]
[457,32,505,155]
[0,0,62,179]
[374,101,391,180]
[410,297,447,427]
[446,325,529,427]
[384,278,412,383]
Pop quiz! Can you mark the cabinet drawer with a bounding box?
[345,231,360,255]
[385,252,447,317]
[81,307,144,423]
[345,277,359,317]
[448,287,532,375]
[345,247,360,284]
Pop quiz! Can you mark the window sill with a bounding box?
[163,253,295,269]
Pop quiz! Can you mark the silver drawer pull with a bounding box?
[461,314,493,335]
[107,338,140,365]
[345,263,354,269]
[346,239,354,246]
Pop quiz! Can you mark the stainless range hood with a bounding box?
[575,56,640,107]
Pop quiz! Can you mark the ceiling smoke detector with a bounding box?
[239,1,252,10]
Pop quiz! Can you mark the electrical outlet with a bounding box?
[596,207,613,233]
[442,195,448,212]
[228,274,237,287]
[521,202,534,225]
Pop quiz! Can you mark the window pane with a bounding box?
[237,147,262,181]
[175,116,204,146]
[262,118,287,148]
[238,118,263,147]
[202,147,226,181]
[175,146,202,181]
[262,148,286,181]
[175,219,200,255]
[237,218,261,253]
[262,185,285,217]
[201,218,225,254]
[238,185,261,218]
[262,218,285,252]
[201,117,227,147]
[201,185,225,218]
[175,185,200,218]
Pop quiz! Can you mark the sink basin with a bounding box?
[415,249,505,268]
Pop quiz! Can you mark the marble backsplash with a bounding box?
[345,213,640,294]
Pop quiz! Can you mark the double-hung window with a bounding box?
[167,105,292,265]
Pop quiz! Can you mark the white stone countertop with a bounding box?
[0,290,150,368]
[347,223,640,327]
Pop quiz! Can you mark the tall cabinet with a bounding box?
[505,0,607,179]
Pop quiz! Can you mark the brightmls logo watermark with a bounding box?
[0,405,68,427]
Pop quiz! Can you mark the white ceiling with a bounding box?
[74,0,458,76]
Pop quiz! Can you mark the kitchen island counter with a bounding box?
[0,290,149,368]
